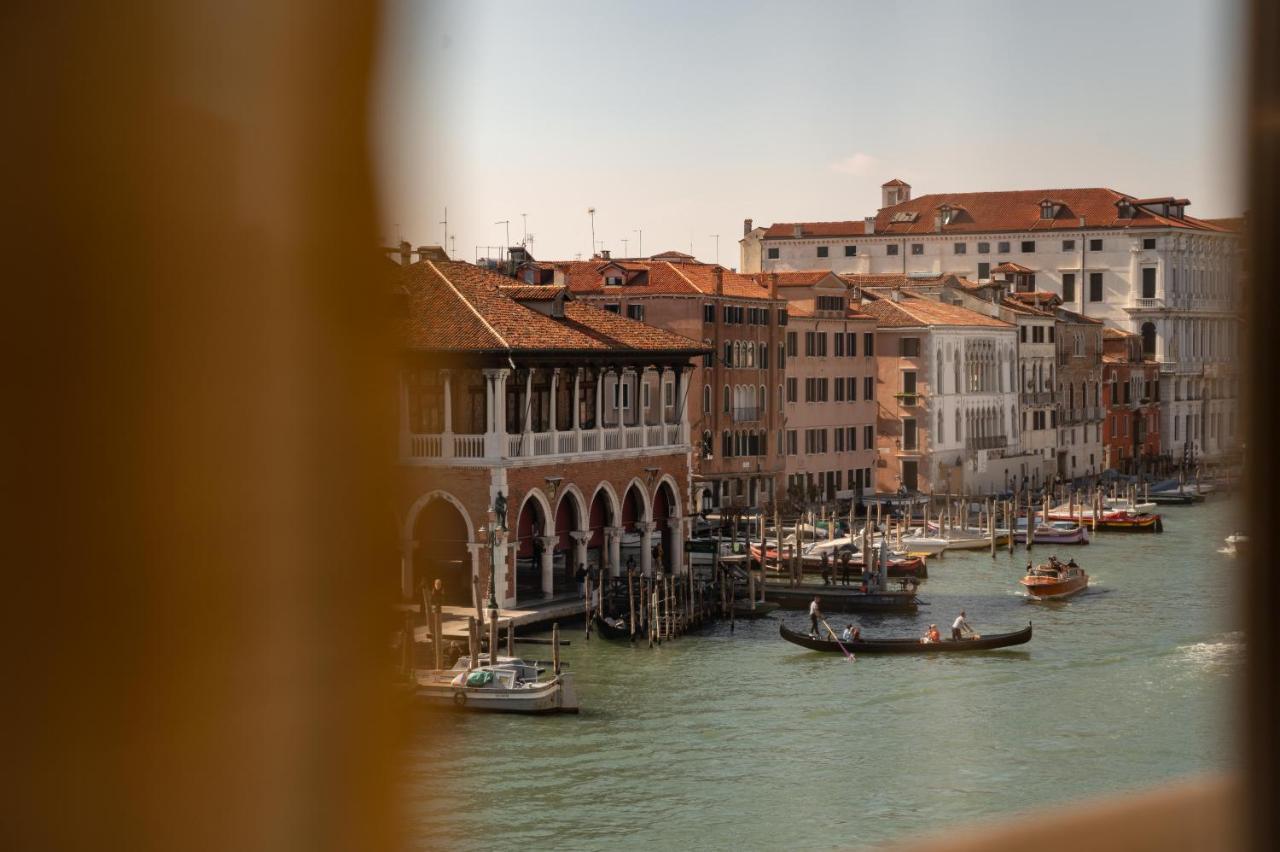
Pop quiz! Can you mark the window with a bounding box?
[664,380,674,407]
[902,370,917,397]
[1142,267,1157,299]
[1021,240,1036,253]
[767,247,779,259]
[1089,272,1103,302]
[887,244,899,256]
[724,342,732,365]
[834,377,845,402]
[844,245,857,257]
[804,332,815,357]
[998,241,1011,253]
[1062,273,1076,302]
[723,305,734,324]
[760,343,769,369]
[977,261,990,280]
[954,242,967,255]
[786,377,797,402]
[703,385,711,414]
[1020,325,1027,343]
[863,425,874,450]
[626,304,645,321]
[642,382,650,410]
[847,376,857,401]
[1063,239,1076,251]
[816,296,845,312]
[910,243,924,255]
[1032,326,1045,343]
[786,331,797,357]
[816,333,827,356]
[847,426,857,451]
[834,333,844,357]
[1089,239,1103,252]
[604,303,620,313]
[902,418,917,451]
[1143,238,1157,250]
[1040,201,1055,219]
[777,308,788,326]
[864,332,874,356]
[722,385,730,413]
[846,332,857,357]
[864,376,874,400]
[703,303,715,323]
[786,430,797,455]
[817,246,829,258]
[977,242,990,254]
[900,337,921,357]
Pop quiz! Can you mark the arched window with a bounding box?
[703,385,711,415]
[936,349,944,393]
[1141,322,1156,358]
[778,384,784,413]
[722,384,730,413]
[937,409,945,443]
[760,385,767,414]
[722,430,732,457]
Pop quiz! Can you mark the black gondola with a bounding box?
[779,621,1032,654]
[594,615,638,641]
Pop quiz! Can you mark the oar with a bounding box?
[819,617,855,662]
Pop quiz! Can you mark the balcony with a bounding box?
[893,392,925,406]
[405,421,687,466]
[732,406,762,423]
[965,435,1007,450]
[1127,297,1164,311]
[1022,391,1054,405]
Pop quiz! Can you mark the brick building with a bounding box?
[1102,328,1162,473]
[392,249,706,608]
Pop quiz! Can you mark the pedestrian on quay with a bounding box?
[840,550,852,587]
[820,551,831,586]
[808,597,823,637]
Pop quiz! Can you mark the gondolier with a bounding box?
[808,597,822,637]
[952,611,971,640]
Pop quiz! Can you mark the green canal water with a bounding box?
[406,499,1243,851]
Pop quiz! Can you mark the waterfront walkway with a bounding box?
[412,595,585,642]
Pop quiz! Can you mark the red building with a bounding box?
[391,247,706,608]
[1102,328,1162,473]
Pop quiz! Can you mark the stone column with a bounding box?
[441,369,454,458]
[482,367,509,459]
[549,367,559,440]
[523,368,535,457]
[537,535,557,598]
[638,520,656,576]
[595,367,606,431]
[640,366,652,446]
[605,526,623,577]
[669,515,685,576]
[399,537,416,600]
[569,529,589,573]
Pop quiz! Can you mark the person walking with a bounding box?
[808,597,823,637]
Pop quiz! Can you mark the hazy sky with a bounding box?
[374,0,1244,267]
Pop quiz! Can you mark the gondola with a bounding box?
[594,614,639,641]
[778,621,1032,654]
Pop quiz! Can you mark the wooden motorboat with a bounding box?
[414,656,579,714]
[1020,561,1089,600]
[779,621,1032,654]
[1046,507,1163,532]
[1014,520,1090,545]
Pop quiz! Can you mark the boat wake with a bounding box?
[1171,631,1245,675]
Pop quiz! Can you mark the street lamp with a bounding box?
[485,492,508,611]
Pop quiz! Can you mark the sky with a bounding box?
[373,0,1245,268]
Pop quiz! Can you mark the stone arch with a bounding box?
[514,487,554,603]
[1140,322,1156,358]
[620,478,652,573]
[553,485,587,593]
[652,478,678,572]
[406,490,475,607]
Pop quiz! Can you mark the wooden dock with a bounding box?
[764,583,919,614]
[412,597,585,643]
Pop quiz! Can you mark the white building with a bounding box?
[742,180,1243,463]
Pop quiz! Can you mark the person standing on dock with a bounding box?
[839,551,852,587]
[952,611,972,641]
[820,551,831,586]
[808,597,823,637]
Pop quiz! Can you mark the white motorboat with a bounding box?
[414,654,579,714]
[1222,531,1248,557]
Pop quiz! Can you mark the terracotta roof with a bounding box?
[1103,327,1136,339]
[1203,216,1245,233]
[882,178,910,187]
[762,187,1229,238]
[859,292,1013,329]
[772,271,847,288]
[556,260,777,302]
[397,260,706,354]
[836,272,951,288]
[994,261,1035,274]
[1056,307,1105,325]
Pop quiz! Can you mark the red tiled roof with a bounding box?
[649,250,696,260]
[994,261,1035,274]
[556,260,777,302]
[859,292,1012,329]
[882,178,910,187]
[836,273,951,288]
[762,187,1229,238]
[771,271,846,288]
[397,260,706,354]
[1056,307,1105,325]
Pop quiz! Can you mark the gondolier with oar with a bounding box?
[808,596,823,637]
[952,610,973,641]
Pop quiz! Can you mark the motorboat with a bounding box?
[1046,505,1162,532]
[414,654,579,714]
[925,523,1011,550]
[1223,532,1248,557]
[1013,519,1090,545]
[1020,560,1089,600]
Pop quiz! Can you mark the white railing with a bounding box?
[665,424,681,445]
[646,425,663,445]
[410,434,442,458]
[508,434,523,457]
[453,434,484,458]
[557,431,579,454]
[605,431,622,451]
[624,425,644,449]
[581,431,600,452]
[1131,297,1163,310]
[533,432,554,456]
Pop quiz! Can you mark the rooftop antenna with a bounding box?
[521,213,528,245]
[634,228,643,258]
[710,234,720,265]
[587,207,597,257]
[449,235,456,257]
[494,220,510,263]
[439,207,447,248]
[621,237,629,257]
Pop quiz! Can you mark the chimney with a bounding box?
[864,216,876,235]
[714,267,724,296]
[933,214,943,234]
[601,249,611,260]
[792,224,803,238]
[398,240,412,265]
[768,272,779,299]
[743,218,753,236]
[891,286,902,303]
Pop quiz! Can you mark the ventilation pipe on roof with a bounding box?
[714,267,724,296]
[864,216,875,235]
[768,272,779,299]
[744,218,753,236]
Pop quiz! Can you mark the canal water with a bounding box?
[405,498,1243,851]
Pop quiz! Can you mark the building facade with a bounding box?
[772,272,878,504]
[1054,308,1107,479]
[393,250,706,608]
[741,180,1242,463]
[1102,328,1162,473]
[860,290,1018,494]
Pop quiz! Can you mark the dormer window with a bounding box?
[937,204,960,226]
[605,275,623,286]
[1040,201,1055,219]
[1117,199,1133,219]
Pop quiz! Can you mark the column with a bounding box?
[523,368,535,457]
[573,368,583,433]
[669,516,685,576]
[537,535,557,598]
[569,530,589,573]
[482,367,509,458]
[549,367,559,441]
[638,520,656,576]
[399,538,416,600]
[605,526,622,577]
[617,368,629,443]
[441,369,454,458]
[640,366,652,446]
[398,368,411,459]
[595,367,606,431]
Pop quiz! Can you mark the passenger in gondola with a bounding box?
[923,624,941,643]
[840,623,855,642]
